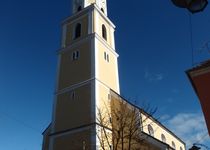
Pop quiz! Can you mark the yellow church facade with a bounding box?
[42,0,186,150]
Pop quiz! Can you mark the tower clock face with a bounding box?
[87,0,95,4]
[100,0,106,7]
[99,0,106,12]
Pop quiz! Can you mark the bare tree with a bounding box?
[96,95,157,150]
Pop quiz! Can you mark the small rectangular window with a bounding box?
[110,145,113,150]
[72,51,79,60]
[108,94,111,100]
[71,91,75,100]
[76,51,79,58]
[73,52,76,59]
[107,54,109,62]
[104,52,110,62]
[109,117,112,123]
[82,141,86,150]
[104,52,106,60]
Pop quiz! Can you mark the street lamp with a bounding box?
[189,145,201,150]
[187,0,208,13]
[171,0,188,8]
[189,143,210,150]
[171,0,208,13]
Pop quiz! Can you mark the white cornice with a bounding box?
[58,33,119,58]
[62,5,92,25]
[93,4,115,28]
[55,77,115,97]
[55,78,95,96]
[62,4,115,29]
[95,33,119,57]
[50,124,94,138]
[58,34,94,54]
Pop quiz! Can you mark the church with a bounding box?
[42,0,186,149]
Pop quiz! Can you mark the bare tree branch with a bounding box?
[96,95,157,150]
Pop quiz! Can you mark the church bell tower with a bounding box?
[42,0,119,149]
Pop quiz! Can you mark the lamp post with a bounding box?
[171,0,208,13]
[189,143,210,150]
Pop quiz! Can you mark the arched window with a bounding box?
[75,23,81,39]
[101,8,104,13]
[161,134,166,143]
[172,141,176,149]
[148,125,154,136]
[102,24,107,40]
[77,6,82,11]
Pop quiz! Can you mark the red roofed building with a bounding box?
[187,60,210,136]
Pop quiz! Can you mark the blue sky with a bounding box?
[0,0,210,149]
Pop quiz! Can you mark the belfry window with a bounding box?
[77,6,82,12]
[74,23,81,39]
[102,24,107,40]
